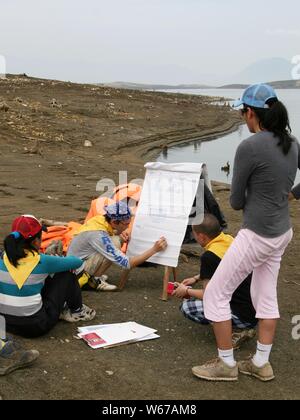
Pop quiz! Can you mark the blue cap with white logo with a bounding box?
[233,83,278,109]
[105,201,132,221]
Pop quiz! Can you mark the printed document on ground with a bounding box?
[77,322,159,349]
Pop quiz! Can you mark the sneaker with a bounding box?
[0,341,39,376]
[98,274,108,282]
[232,328,256,350]
[192,358,238,382]
[78,273,109,290]
[238,358,275,382]
[89,276,117,292]
[60,304,96,323]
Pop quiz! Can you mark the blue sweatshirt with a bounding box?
[0,254,83,317]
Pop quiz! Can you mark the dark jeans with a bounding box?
[4,271,82,338]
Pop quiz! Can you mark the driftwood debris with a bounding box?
[40,218,68,227]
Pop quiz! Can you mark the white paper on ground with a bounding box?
[78,322,159,349]
[78,323,126,334]
[127,162,206,267]
[78,322,156,335]
[102,333,160,349]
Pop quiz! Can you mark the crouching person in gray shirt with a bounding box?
[68,201,167,291]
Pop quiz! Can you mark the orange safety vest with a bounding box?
[85,183,142,222]
[41,183,142,255]
[40,222,81,254]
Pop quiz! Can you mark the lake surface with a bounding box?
[158,89,300,185]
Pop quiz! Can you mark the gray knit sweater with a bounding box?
[230,131,300,238]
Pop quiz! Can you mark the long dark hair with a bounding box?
[249,98,293,155]
[4,231,42,268]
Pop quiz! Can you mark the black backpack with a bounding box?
[183,184,227,244]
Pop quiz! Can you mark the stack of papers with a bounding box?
[77,322,160,349]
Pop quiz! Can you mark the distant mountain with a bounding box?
[105,81,212,90]
[220,80,300,89]
[233,58,294,85]
[219,84,248,89]
[267,79,300,89]
[106,79,300,91]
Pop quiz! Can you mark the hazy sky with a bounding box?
[0,0,299,84]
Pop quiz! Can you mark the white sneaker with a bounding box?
[87,275,117,291]
[96,279,118,292]
[98,275,108,282]
[60,304,96,323]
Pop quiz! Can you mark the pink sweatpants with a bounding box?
[203,228,293,322]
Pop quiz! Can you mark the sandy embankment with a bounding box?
[0,74,240,236]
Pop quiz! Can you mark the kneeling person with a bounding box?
[173,214,257,348]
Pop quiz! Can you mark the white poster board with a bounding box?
[127,162,207,267]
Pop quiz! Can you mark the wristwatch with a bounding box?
[184,286,192,299]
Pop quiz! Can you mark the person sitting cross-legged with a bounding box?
[0,215,96,338]
[173,214,257,351]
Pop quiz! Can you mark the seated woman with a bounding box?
[0,215,96,338]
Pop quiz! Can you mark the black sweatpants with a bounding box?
[4,271,82,338]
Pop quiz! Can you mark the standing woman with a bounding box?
[192,84,300,382]
[0,215,96,338]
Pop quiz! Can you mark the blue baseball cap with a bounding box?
[104,201,132,221]
[233,83,278,109]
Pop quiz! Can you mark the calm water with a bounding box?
[158,89,300,184]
